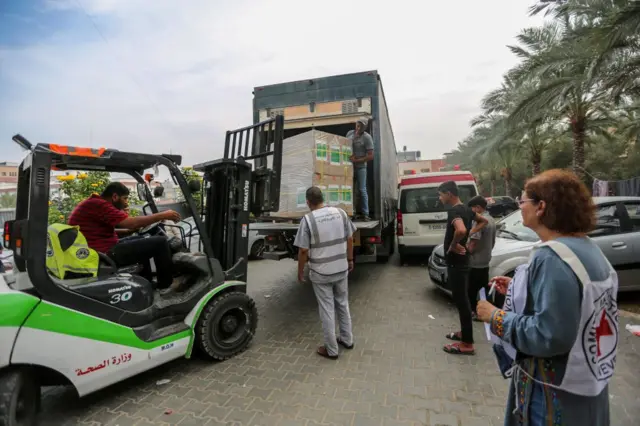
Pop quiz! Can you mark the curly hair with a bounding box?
[524,169,595,234]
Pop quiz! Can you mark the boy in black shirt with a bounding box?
[438,181,487,355]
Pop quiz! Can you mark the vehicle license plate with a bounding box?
[427,224,446,231]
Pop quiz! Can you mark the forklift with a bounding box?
[0,116,284,426]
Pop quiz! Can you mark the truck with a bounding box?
[251,70,399,263]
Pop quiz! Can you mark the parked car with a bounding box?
[428,196,640,294]
[485,196,518,218]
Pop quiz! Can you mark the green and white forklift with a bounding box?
[0,116,284,426]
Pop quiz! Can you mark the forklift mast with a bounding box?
[194,115,284,282]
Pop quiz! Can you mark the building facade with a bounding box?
[0,162,18,178]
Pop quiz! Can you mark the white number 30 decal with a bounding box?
[110,291,133,305]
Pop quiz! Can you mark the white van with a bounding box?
[397,171,479,264]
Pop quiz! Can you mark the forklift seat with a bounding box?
[48,226,143,280]
[172,252,213,276]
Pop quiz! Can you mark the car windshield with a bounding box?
[496,210,539,242]
[400,185,477,213]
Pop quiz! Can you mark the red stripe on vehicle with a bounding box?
[400,174,474,186]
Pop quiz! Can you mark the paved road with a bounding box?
[39,258,640,426]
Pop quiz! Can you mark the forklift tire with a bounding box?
[0,367,40,426]
[196,292,258,361]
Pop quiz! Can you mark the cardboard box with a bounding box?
[275,130,354,217]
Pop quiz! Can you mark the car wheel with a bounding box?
[0,367,40,426]
[249,240,265,260]
[196,292,258,361]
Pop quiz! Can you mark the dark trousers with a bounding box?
[468,267,490,315]
[448,264,473,344]
[109,236,174,289]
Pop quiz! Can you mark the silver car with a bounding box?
[428,196,640,293]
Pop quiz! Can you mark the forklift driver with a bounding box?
[68,182,181,289]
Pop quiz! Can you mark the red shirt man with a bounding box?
[69,183,180,253]
[69,194,129,253]
[67,182,181,289]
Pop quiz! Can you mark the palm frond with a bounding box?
[508,76,575,125]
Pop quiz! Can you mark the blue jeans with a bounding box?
[355,167,369,216]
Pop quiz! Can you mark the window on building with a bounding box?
[420,168,430,173]
[403,170,413,175]
[1,172,6,176]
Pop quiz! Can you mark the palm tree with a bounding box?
[483,155,501,196]
[506,14,616,180]
[472,73,556,177]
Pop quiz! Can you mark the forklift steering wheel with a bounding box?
[138,222,165,236]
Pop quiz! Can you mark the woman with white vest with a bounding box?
[476,169,617,426]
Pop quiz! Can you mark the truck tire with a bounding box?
[196,292,258,361]
[249,240,265,260]
[376,233,392,264]
[0,367,40,426]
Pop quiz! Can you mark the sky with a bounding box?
[0,0,543,167]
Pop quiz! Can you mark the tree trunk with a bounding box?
[571,116,586,180]
[490,179,496,196]
[531,149,542,176]
[503,168,513,197]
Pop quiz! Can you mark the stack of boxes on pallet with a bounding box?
[275,130,354,218]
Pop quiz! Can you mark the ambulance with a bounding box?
[396,170,479,264]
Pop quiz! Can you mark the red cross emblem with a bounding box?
[595,310,613,357]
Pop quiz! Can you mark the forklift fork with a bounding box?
[194,115,284,282]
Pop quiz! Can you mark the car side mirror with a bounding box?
[153,186,165,198]
[188,179,201,193]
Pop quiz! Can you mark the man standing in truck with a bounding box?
[347,118,374,220]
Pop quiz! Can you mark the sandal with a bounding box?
[337,339,354,350]
[317,346,338,360]
[445,332,462,341]
[443,343,475,356]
